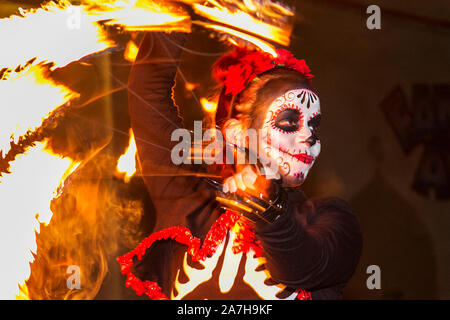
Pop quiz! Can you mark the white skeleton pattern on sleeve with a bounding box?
[171,229,298,300]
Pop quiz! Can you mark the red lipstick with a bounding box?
[293,153,314,164]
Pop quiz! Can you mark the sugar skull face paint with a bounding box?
[260,88,321,187]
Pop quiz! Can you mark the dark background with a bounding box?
[1,0,449,299]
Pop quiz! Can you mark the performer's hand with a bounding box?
[222,165,276,200]
[223,165,256,192]
[217,165,285,225]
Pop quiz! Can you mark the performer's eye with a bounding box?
[308,114,320,131]
[274,109,301,132]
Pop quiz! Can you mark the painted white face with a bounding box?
[260,88,321,187]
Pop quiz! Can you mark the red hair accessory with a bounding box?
[213,47,314,97]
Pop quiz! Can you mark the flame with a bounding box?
[1,0,293,73]
[0,0,295,300]
[192,2,291,46]
[85,0,191,32]
[185,82,199,91]
[116,129,137,182]
[184,0,293,54]
[194,21,277,56]
[24,151,144,300]
[0,140,79,299]
[0,1,114,71]
[124,39,139,62]
[200,97,217,114]
[0,0,190,72]
[0,64,78,155]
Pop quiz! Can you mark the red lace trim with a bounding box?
[116,211,311,300]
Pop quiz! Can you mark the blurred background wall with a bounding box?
[288,0,449,300]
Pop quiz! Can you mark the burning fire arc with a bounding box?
[0,0,294,299]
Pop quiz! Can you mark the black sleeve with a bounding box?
[128,32,221,238]
[255,196,362,292]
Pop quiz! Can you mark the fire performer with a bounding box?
[117,31,362,300]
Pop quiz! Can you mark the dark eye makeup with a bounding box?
[274,109,301,132]
[308,114,321,129]
[308,114,321,139]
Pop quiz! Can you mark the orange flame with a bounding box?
[24,150,144,300]
[0,1,113,71]
[86,0,191,32]
[0,0,295,300]
[194,21,278,56]
[200,97,217,114]
[185,82,199,91]
[116,129,137,182]
[192,2,291,46]
[1,0,292,73]
[0,141,79,299]
[0,64,78,155]
[123,39,139,62]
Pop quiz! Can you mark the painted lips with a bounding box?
[273,144,316,165]
[293,153,314,164]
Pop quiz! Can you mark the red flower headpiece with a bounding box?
[213,47,314,97]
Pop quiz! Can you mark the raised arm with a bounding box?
[128,32,220,236]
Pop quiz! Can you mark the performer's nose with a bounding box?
[296,128,317,147]
[304,133,318,147]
